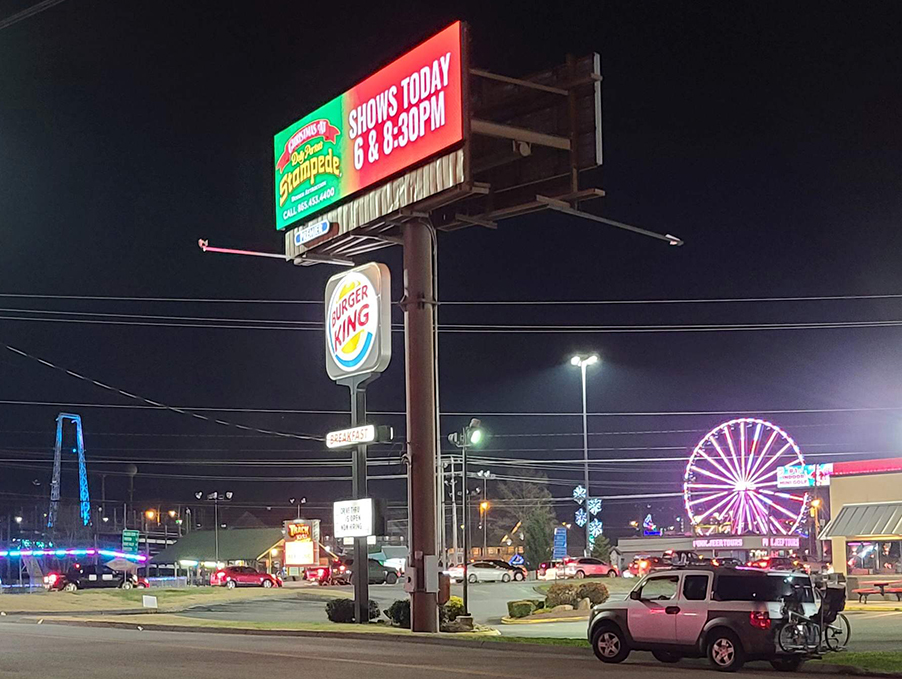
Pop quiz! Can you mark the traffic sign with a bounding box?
[121,529,140,554]
[553,526,568,559]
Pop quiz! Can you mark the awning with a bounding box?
[820,502,902,540]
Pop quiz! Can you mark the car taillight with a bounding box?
[750,611,771,630]
[45,573,58,585]
[639,560,648,569]
[215,571,225,579]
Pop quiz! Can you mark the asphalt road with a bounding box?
[178,582,902,651]
[0,622,834,679]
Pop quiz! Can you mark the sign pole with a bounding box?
[348,375,370,625]
[403,219,439,632]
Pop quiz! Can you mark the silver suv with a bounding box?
[588,567,817,672]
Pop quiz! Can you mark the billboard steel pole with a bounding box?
[404,219,439,632]
[349,377,370,625]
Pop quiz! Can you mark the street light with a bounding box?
[195,491,232,566]
[448,418,486,616]
[144,509,156,521]
[289,497,307,519]
[571,353,599,556]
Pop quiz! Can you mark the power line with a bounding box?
[2,344,324,441]
[3,291,902,305]
[5,312,902,333]
[0,398,899,418]
[0,0,67,32]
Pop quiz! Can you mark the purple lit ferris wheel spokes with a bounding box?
[683,418,807,535]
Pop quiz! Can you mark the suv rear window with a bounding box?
[714,574,814,602]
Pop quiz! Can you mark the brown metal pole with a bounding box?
[404,218,438,632]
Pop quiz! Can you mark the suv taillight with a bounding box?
[750,610,771,630]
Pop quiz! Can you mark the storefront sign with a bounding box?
[762,536,800,548]
[324,263,392,381]
[693,538,744,549]
[293,219,333,246]
[333,498,374,538]
[274,21,464,231]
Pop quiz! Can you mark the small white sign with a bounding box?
[333,498,374,538]
[294,220,330,246]
[326,425,376,449]
[142,595,158,609]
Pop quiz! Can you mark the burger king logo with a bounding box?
[327,271,378,371]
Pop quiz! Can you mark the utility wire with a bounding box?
[2,343,324,441]
[3,291,902,305]
[0,0,67,32]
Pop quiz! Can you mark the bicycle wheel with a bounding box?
[778,624,802,654]
[824,614,851,651]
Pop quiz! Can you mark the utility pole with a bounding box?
[404,219,438,633]
[449,457,459,564]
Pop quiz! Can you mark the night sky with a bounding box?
[1,1,901,538]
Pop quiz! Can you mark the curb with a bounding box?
[846,605,902,613]
[35,618,589,655]
[810,663,902,678]
[501,615,589,625]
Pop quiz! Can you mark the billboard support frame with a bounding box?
[336,372,377,625]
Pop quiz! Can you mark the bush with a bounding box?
[545,582,609,608]
[576,582,609,605]
[325,598,381,623]
[385,599,411,628]
[507,600,537,619]
[443,596,465,622]
[545,582,579,608]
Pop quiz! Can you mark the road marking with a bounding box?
[858,611,902,619]
[0,627,560,678]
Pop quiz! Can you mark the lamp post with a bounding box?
[571,354,599,556]
[448,418,485,617]
[476,470,494,557]
[196,491,232,566]
[289,497,307,520]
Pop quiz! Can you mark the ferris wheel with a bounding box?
[683,418,809,536]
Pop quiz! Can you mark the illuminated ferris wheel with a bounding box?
[683,418,809,536]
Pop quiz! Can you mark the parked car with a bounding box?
[44,564,139,592]
[330,558,400,585]
[483,559,527,581]
[538,559,564,579]
[447,561,513,583]
[211,566,282,589]
[588,567,819,671]
[561,557,619,579]
[627,555,668,578]
[711,557,743,568]
[747,556,802,571]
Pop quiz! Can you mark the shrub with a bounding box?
[325,598,381,623]
[385,599,411,628]
[443,596,465,622]
[544,582,609,608]
[506,600,536,618]
[545,582,579,608]
[576,582,609,605]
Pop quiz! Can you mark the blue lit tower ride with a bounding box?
[47,413,92,528]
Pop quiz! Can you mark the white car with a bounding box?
[447,561,513,583]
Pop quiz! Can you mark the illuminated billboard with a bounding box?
[776,463,833,489]
[274,21,464,231]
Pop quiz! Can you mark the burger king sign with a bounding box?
[324,263,391,381]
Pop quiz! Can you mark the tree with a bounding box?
[522,508,554,570]
[489,471,553,546]
[591,534,613,563]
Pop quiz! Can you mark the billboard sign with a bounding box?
[777,463,833,489]
[552,526,568,560]
[324,262,391,381]
[274,21,464,231]
[333,498,375,538]
[326,424,393,449]
[283,519,320,567]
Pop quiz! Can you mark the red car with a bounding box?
[627,555,667,578]
[211,566,282,589]
[562,557,619,579]
[747,556,801,571]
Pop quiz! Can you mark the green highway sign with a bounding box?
[121,529,140,554]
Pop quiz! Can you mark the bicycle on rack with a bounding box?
[777,582,851,655]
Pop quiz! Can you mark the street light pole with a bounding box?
[449,418,484,618]
[571,354,599,557]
